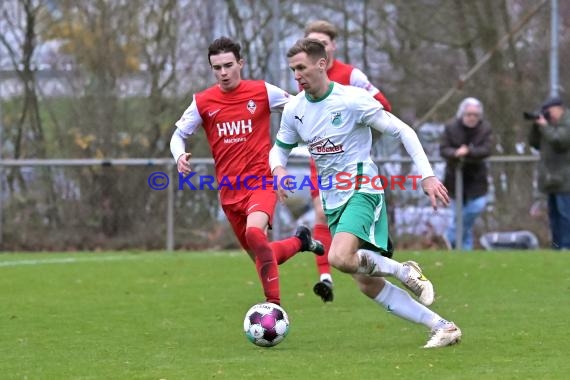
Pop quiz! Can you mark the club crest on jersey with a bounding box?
[330,112,342,126]
[247,100,257,114]
[308,138,344,155]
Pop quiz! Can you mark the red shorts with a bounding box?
[221,189,277,250]
[309,158,320,199]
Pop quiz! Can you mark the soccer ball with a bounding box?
[243,302,290,347]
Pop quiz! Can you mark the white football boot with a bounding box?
[424,321,462,348]
[400,260,435,306]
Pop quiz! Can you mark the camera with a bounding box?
[523,111,541,120]
[523,110,550,121]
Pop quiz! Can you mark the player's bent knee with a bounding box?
[327,249,354,273]
[328,232,360,272]
[327,250,341,268]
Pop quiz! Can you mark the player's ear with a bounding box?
[238,58,245,68]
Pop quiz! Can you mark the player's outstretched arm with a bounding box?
[370,110,449,210]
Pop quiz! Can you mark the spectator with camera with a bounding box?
[528,97,570,250]
[440,97,493,250]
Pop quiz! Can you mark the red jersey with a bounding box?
[327,59,392,112]
[175,80,290,204]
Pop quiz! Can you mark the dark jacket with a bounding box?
[440,118,492,200]
[528,108,570,193]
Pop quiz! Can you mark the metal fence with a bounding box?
[0,155,546,252]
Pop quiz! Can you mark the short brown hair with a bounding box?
[286,38,328,61]
[207,37,241,65]
[304,20,338,40]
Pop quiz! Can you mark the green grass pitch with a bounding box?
[1,250,569,379]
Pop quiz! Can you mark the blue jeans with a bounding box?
[547,193,570,250]
[447,195,488,250]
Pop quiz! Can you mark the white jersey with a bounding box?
[276,82,382,209]
[275,82,434,209]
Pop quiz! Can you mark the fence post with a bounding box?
[0,164,3,248]
[454,162,464,250]
[0,98,3,247]
[166,164,174,251]
[550,0,560,97]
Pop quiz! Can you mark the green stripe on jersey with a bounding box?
[276,139,298,149]
[306,82,334,103]
[355,162,364,190]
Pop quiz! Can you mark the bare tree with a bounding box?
[0,0,64,229]
[0,1,46,176]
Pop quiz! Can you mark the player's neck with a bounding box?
[307,80,333,101]
[218,79,242,93]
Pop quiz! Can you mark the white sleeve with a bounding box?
[270,105,301,171]
[269,145,292,173]
[368,110,435,179]
[170,97,203,162]
[350,68,381,97]
[170,128,187,163]
[174,97,202,136]
[265,82,292,112]
[275,104,302,148]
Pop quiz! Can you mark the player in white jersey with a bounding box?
[269,38,462,348]
[278,83,410,210]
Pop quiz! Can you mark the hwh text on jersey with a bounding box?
[217,119,252,139]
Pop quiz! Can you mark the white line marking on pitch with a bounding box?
[0,251,243,267]
[0,255,142,267]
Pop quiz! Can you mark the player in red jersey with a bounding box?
[170,37,324,306]
[303,20,393,303]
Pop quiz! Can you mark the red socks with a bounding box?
[245,227,314,304]
[245,227,280,305]
[313,223,332,276]
[269,237,302,264]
